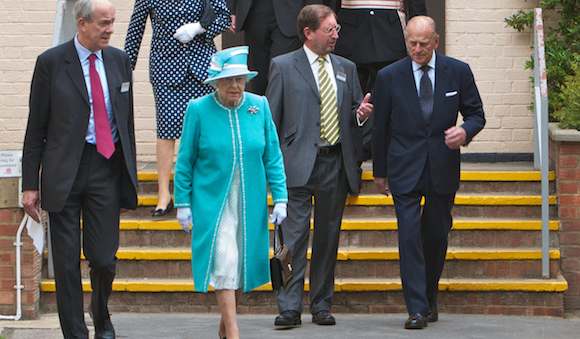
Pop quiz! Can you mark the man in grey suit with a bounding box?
[266,4,373,328]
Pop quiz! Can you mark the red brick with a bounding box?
[561,257,580,272]
[560,143,580,155]
[562,246,580,259]
[0,279,16,290]
[561,220,580,231]
[560,206,578,219]
[559,182,579,194]
[0,266,15,277]
[0,238,16,249]
[565,283,580,295]
[559,155,580,168]
[558,169,578,180]
[561,232,580,245]
[559,195,580,205]
[22,291,39,305]
[0,209,19,224]
[0,290,15,304]
[0,224,18,235]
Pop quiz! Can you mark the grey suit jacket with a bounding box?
[266,48,364,194]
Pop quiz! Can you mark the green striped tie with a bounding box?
[317,57,340,145]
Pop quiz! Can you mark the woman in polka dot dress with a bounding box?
[125,0,231,216]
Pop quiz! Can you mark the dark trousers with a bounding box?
[357,62,393,94]
[358,61,394,162]
[391,161,455,315]
[276,146,350,314]
[49,143,122,339]
[244,0,301,95]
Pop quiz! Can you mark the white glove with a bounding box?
[173,22,206,43]
[177,207,192,233]
[270,203,287,225]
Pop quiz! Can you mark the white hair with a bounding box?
[73,0,112,21]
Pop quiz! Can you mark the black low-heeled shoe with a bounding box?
[152,199,173,217]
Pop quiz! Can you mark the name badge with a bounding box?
[336,72,346,82]
[120,82,130,93]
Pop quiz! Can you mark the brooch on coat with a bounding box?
[248,105,259,115]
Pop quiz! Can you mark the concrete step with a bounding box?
[116,218,560,248]
[39,276,568,316]
[39,276,568,293]
[54,247,561,280]
[125,193,558,219]
[137,169,557,195]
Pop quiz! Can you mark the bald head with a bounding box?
[407,16,437,36]
[405,16,439,66]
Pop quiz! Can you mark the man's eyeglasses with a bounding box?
[321,24,341,34]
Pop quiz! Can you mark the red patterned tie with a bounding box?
[89,54,115,159]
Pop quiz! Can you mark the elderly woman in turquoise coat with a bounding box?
[174,46,288,339]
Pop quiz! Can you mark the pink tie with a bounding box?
[89,54,115,159]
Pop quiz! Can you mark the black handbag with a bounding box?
[270,222,293,291]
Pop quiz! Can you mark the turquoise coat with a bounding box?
[174,92,288,292]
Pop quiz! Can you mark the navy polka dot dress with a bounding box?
[124,0,231,139]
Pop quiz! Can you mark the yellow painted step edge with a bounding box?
[138,195,557,206]
[138,170,556,182]
[120,219,560,231]
[78,248,560,261]
[40,277,568,293]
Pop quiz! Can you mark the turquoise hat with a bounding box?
[204,46,258,84]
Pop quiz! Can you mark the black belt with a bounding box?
[318,143,341,155]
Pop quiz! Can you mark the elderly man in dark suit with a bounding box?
[373,16,485,329]
[266,4,373,328]
[21,0,137,338]
[228,0,325,95]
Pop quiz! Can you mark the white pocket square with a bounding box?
[445,91,458,97]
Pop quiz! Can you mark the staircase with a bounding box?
[39,162,568,316]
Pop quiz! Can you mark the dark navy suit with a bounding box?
[372,54,485,315]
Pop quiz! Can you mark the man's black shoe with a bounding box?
[404,313,428,329]
[274,310,301,328]
[312,310,336,325]
[89,308,116,339]
[426,309,438,322]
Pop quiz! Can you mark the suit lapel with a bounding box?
[64,40,89,106]
[293,49,319,97]
[402,58,424,123]
[102,48,119,119]
[432,54,447,120]
[330,54,345,110]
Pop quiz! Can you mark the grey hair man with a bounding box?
[22,0,137,338]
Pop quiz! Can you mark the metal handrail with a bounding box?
[532,8,550,278]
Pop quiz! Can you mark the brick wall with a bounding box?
[550,126,580,312]
[0,202,42,319]
[0,0,537,161]
[446,0,538,153]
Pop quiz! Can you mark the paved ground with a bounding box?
[1,313,580,339]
